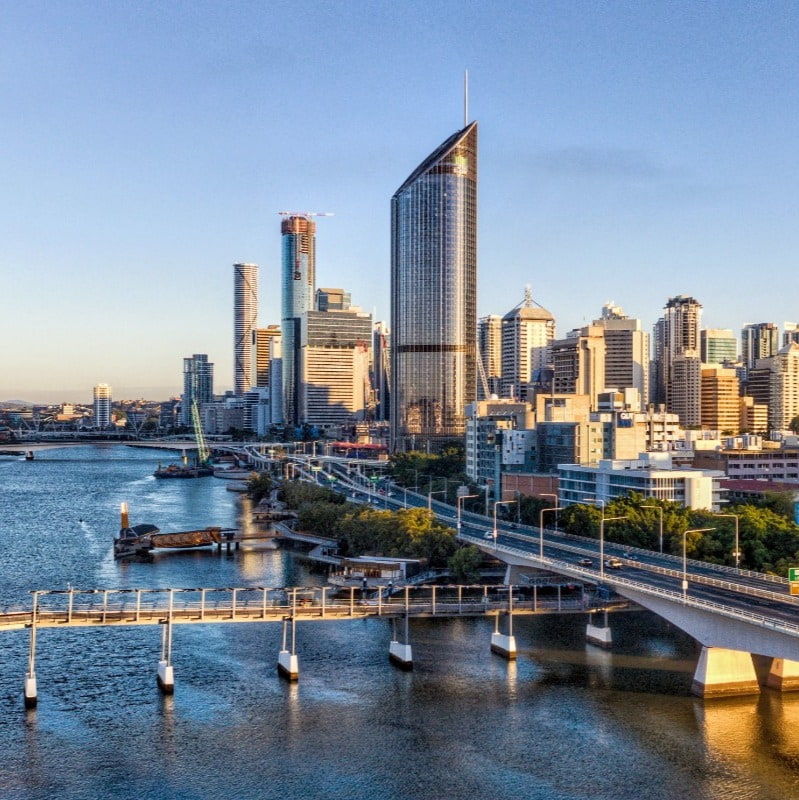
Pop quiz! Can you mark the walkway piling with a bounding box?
[490,585,517,660]
[389,614,413,670]
[277,616,299,680]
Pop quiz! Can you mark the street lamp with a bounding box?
[428,489,446,510]
[711,513,740,569]
[456,493,479,534]
[681,528,715,601]
[539,505,561,560]
[641,504,664,553]
[493,499,517,547]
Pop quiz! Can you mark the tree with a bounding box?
[789,415,799,435]
[246,472,274,505]
[448,546,482,583]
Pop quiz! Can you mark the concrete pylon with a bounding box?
[692,646,760,698]
[766,658,799,692]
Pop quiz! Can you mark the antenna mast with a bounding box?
[464,69,469,126]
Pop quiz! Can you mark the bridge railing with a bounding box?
[486,539,799,640]
[0,584,595,630]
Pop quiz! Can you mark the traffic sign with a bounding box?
[789,568,799,582]
[791,583,799,596]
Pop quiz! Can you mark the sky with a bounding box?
[2,1,799,404]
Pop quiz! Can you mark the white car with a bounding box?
[484,530,496,540]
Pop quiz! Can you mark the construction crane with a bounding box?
[475,341,491,399]
[278,211,335,219]
[190,400,210,467]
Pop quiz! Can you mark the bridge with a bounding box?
[2,582,614,708]
[311,459,799,700]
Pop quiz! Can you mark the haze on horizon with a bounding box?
[2,1,799,403]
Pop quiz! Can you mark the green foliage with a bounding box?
[448,545,483,583]
[246,472,274,505]
[789,415,799,434]
[387,444,470,503]
[280,480,345,508]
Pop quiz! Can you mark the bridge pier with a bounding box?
[586,610,612,648]
[157,617,175,694]
[490,587,517,660]
[24,592,39,708]
[691,646,760,698]
[766,658,799,692]
[389,614,413,670]
[278,616,299,680]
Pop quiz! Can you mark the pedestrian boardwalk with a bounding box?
[0,584,609,632]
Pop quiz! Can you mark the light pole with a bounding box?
[428,489,446,510]
[711,513,740,568]
[641,504,664,553]
[493,499,517,547]
[457,493,479,534]
[681,528,715,601]
[539,505,561,560]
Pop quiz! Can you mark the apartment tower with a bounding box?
[233,262,258,396]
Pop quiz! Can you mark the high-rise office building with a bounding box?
[700,365,740,433]
[252,326,281,389]
[500,288,555,402]
[594,303,649,411]
[281,216,316,426]
[181,354,214,427]
[769,342,799,431]
[316,288,351,311]
[373,321,391,422]
[478,315,502,399]
[741,322,779,371]
[700,328,737,365]
[390,121,477,452]
[551,325,606,409]
[300,307,373,429]
[233,263,258,396]
[783,322,799,347]
[93,383,112,429]
[653,295,702,423]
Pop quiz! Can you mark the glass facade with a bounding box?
[390,122,477,452]
[281,217,316,426]
[233,263,258,396]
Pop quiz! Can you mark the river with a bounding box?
[1,445,798,800]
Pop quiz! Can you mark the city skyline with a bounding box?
[3,2,799,403]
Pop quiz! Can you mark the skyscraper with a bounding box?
[281,216,316,427]
[93,383,112,429]
[700,329,737,364]
[182,354,214,427]
[741,322,779,371]
[252,326,281,389]
[233,263,258,396]
[390,121,478,452]
[594,303,649,411]
[501,289,555,402]
[652,295,702,423]
[478,314,502,399]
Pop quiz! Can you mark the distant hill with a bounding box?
[0,401,34,408]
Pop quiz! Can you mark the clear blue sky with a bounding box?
[3,1,799,403]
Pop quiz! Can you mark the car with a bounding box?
[604,557,623,569]
[509,523,518,529]
[484,530,496,540]
[578,557,593,566]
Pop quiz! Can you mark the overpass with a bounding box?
[316,459,799,698]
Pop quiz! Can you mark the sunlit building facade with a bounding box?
[281,216,316,426]
[390,121,478,452]
[233,262,258,396]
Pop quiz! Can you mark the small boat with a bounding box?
[213,467,255,480]
[115,502,159,558]
[154,463,213,479]
[24,451,34,461]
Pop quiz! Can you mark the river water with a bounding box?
[1,445,799,800]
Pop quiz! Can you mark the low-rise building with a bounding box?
[558,452,725,510]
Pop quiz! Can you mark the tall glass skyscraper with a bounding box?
[281,216,316,426]
[390,121,477,452]
[233,263,258,396]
